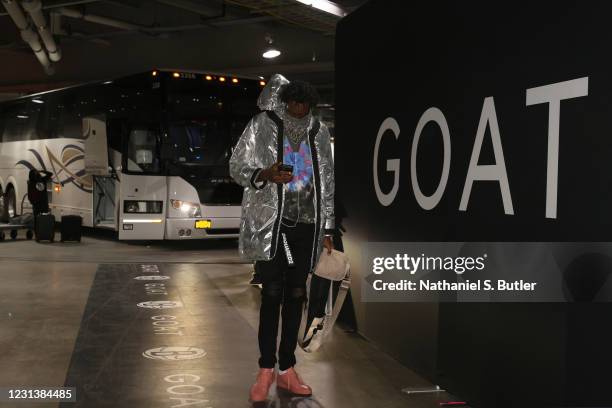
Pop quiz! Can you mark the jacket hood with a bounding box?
[257,73,289,112]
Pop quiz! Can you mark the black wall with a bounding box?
[336,1,612,406]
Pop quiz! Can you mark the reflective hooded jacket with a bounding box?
[229,74,335,271]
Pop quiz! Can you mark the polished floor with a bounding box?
[0,230,456,407]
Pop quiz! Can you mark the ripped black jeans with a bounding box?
[257,220,315,370]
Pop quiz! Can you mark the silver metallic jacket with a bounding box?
[229,74,335,271]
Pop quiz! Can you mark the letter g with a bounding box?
[374,117,400,206]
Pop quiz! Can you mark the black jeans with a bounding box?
[257,220,315,370]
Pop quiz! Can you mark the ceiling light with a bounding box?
[219,76,226,82]
[173,72,180,78]
[232,78,239,83]
[295,0,347,17]
[263,49,281,59]
[263,33,281,59]
[205,75,213,81]
[32,99,44,104]
[17,115,29,119]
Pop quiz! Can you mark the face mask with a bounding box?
[281,105,312,146]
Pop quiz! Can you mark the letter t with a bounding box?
[526,77,588,219]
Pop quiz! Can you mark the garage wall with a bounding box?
[336,1,612,406]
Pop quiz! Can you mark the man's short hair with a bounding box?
[279,80,319,107]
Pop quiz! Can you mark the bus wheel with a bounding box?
[26,230,33,240]
[10,230,17,240]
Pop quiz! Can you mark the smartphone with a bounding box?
[279,164,294,173]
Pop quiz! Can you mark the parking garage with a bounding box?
[3,1,612,407]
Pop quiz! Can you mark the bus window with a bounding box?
[167,120,230,166]
[127,128,160,173]
[2,103,38,142]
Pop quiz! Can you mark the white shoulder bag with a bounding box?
[298,249,351,353]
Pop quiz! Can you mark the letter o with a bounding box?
[153,321,179,326]
[164,374,200,383]
[411,107,451,210]
[373,117,401,207]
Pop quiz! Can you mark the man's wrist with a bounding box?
[256,168,268,182]
[250,168,267,189]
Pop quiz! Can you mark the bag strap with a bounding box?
[298,273,351,351]
[325,275,351,330]
[325,282,333,316]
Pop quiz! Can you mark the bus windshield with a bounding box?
[163,75,260,171]
[167,120,230,166]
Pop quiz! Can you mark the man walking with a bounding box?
[229,74,335,402]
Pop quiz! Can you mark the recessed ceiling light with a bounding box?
[263,33,281,59]
[263,49,281,59]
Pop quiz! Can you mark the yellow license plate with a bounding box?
[195,220,212,229]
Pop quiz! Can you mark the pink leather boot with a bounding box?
[250,368,276,402]
[276,367,312,397]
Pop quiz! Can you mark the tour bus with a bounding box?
[0,69,264,240]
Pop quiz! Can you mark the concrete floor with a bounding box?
[0,229,458,408]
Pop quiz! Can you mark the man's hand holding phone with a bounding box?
[258,162,294,185]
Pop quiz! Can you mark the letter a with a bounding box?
[460,97,514,215]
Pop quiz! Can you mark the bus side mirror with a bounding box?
[83,115,110,176]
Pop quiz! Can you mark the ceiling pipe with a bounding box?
[156,0,225,18]
[56,7,143,31]
[46,0,101,7]
[44,15,277,43]
[0,0,101,16]
[1,0,53,74]
[144,16,275,33]
[56,6,274,37]
[21,0,62,62]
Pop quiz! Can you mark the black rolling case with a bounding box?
[61,215,82,242]
[35,214,55,242]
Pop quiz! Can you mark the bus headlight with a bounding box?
[170,199,201,218]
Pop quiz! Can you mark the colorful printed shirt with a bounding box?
[282,136,315,224]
